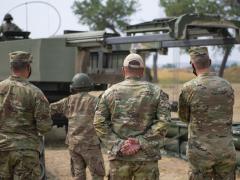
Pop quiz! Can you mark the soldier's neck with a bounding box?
[11,71,28,79]
[125,76,141,80]
[196,68,210,76]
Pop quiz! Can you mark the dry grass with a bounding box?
[157,67,240,85]
[224,67,240,83]
[157,68,194,84]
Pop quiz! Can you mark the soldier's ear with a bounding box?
[121,67,125,76]
[27,64,32,78]
[209,59,211,66]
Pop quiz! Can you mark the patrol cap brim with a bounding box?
[9,51,33,63]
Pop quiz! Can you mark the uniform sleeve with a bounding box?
[93,94,124,156]
[34,92,52,135]
[178,87,190,123]
[50,97,69,116]
[136,90,171,154]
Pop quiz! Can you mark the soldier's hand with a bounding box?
[120,138,140,156]
[127,138,139,145]
[121,143,140,155]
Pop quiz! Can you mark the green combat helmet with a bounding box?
[70,73,93,92]
[3,13,13,21]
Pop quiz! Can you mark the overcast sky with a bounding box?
[0,0,164,37]
[0,0,239,67]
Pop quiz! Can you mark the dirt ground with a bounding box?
[45,128,189,180]
[45,147,189,180]
[45,127,240,180]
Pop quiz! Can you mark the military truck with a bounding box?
[0,13,240,178]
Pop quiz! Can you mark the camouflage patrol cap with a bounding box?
[9,51,32,63]
[189,47,209,60]
[123,53,144,68]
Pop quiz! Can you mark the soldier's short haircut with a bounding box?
[125,66,144,73]
[191,54,211,69]
[124,66,144,79]
[10,61,29,71]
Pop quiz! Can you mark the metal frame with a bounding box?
[106,35,240,48]
[105,14,240,49]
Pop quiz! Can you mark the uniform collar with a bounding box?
[9,75,28,82]
[198,72,217,77]
[125,77,141,81]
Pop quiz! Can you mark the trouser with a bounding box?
[108,160,159,180]
[0,150,40,180]
[69,145,105,180]
[187,145,236,180]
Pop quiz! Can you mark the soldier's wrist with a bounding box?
[110,139,125,156]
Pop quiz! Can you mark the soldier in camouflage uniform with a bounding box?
[0,14,22,33]
[50,73,105,180]
[0,51,52,179]
[94,53,171,180]
[178,47,236,180]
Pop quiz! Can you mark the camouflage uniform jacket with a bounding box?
[94,77,171,161]
[178,72,235,153]
[50,92,100,150]
[0,76,52,152]
[0,23,22,33]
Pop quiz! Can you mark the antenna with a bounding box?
[6,1,62,36]
[25,3,28,31]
